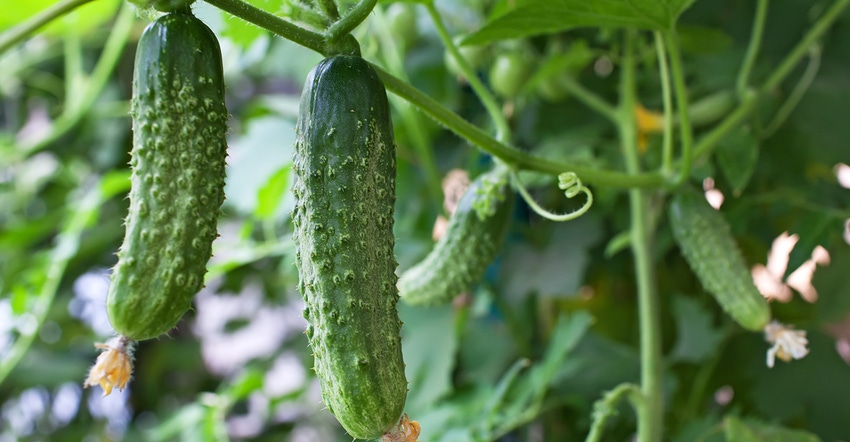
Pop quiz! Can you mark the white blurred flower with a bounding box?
[752,232,829,303]
[765,321,809,368]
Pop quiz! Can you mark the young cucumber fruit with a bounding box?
[668,191,771,331]
[399,166,514,306]
[106,12,228,341]
[292,55,407,440]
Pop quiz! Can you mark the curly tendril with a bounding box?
[511,170,593,222]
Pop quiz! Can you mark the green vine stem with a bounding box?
[371,63,666,188]
[761,44,821,138]
[204,0,326,54]
[511,172,593,222]
[736,0,769,99]
[665,31,694,187]
[325,0,376,43]
[619,29,663,442]
[23,2,135,156]
[425,1,511,143]
[585,383,646,442]
[692,0,850,161]
[0,0,95,56]
[63,19,84,112]
[653,32,674,176]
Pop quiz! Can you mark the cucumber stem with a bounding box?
[325,0,377,44]
[204,0,326,54]
[619,29,663,442]
[736,0,769,100]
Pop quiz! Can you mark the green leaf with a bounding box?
[716,126,759,195]
[678,25,734,54]
[400,303,459,412]
[254,165,291,220]
[540,311,593,377]
[751,331,850,440]
[669,295,725,363]
[813,246,850,324]
[148,403,204,441]
[463,0,698,45]
[223,368,265,400]
[500,215,601,298]
[725,417,821,442]
[219,0,283,48]
[0,0,120,36]
[224,116,295,215]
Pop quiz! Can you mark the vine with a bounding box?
[511,172,594,222]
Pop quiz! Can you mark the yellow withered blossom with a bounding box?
[84,335,134,396]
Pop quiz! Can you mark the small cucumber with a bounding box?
[292,54,408,440]
[668,191,771,331]
[400,166,514,306]
[106,11,228,341]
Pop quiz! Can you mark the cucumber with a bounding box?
[292,55,407,440]
[106,11,228,341]
[668,191,771,331]
[399,166,513,306]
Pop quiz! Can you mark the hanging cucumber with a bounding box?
[399,166,514,306]
[292,54,413,441]
[668,191,771,331]
[106,10,228,341]
[86,10,227,395]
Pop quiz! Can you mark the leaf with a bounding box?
[0,0,120,36]
[224,116,295,215]
[463,0,698,45]
[218,0,283,48]
[725,417,821,442]
[669,295,725,363]
[500,214,601,298]
[254,165,291,220]
[539,311,593,378]
[751,330,850,440]
[400,303,459,412]
[716,126,759,195]
[813,246,850,324]
[678,25,734,54]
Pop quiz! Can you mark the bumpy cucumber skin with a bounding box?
[668,191,771,331]
[107,12,227,341]
[292,55,406,440]
[399,168,514,306]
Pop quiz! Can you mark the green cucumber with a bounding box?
[399,166,514,306]
[106,11,227,341]
[668,191,771,331]
[292,55,407,440]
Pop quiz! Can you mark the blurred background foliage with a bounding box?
[0,0,849,440]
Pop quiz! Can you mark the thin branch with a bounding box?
[0,0,95,55]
